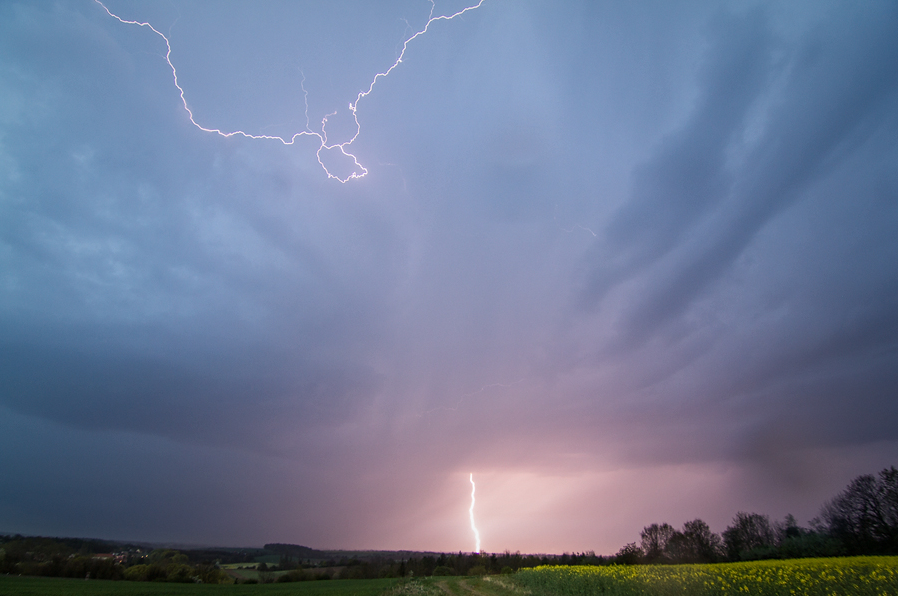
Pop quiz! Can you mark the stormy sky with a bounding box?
[1,0,897,554]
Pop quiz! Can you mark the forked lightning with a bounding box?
[95,0,485,182]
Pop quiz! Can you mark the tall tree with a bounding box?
[820,466,898,554]
[681,518,722,562]
[640,523,675,562]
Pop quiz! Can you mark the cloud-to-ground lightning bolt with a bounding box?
[469,472,481,553]
[95,0,485,183]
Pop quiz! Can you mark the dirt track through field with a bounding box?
[436,578,495,596]
[434,576,528,596]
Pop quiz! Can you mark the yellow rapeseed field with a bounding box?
[514,557,898,596]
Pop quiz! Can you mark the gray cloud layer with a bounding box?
[1,0,897,552]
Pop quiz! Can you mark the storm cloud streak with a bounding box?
[1,0,897,553]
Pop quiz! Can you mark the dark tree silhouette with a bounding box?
[613,543,643,565]
[667,519,722,563]
[640,523,675,562]
[819,466,898,554]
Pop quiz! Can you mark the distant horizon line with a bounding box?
[0,531,606,557]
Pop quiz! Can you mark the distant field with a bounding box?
[515,557,898,595]
[216,564,342,583]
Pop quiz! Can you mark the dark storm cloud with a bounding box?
[585,2,898,346]
[542,1,898,519]
[585,9,774,300]
[562,3,898,489]
[0,0,400,452]
[0,331,382,449]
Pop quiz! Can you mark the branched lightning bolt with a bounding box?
[94,0,485,183]
[554,203,597,237]
[469,472,481,553]
[418,378,528,418]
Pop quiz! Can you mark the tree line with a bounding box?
[239,548,606,582]
[0,539,229,583]
[614,465,898,564]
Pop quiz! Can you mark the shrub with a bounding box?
[124,564,149,582]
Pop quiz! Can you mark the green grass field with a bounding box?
[0,575,523,596]
[0,576,401,596]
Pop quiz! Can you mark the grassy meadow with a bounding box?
[0,575,401,596]
[0,575,524,596]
